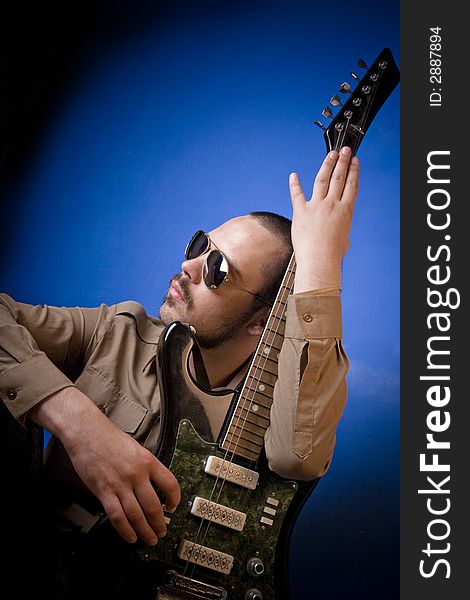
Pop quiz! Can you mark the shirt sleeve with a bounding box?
[264,288,349,481]
[0,293,114,421]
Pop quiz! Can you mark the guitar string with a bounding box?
[184,261,295,579]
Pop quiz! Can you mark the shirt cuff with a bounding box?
[0,354,74,420]
[285,293,343,339]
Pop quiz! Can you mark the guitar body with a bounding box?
[138,321,317,600]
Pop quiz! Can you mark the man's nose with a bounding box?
[181,255,204,285]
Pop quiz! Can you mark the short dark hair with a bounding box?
[248,211,293,313]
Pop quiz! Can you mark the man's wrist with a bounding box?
[294,264,341,294]
[28,386,99,448]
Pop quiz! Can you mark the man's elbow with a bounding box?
[267,451,332,482]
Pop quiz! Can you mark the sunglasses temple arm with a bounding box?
[227,280,273,307]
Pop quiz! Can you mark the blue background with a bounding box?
[1,1,400,597]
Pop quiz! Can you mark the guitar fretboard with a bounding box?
[220,254,296,461]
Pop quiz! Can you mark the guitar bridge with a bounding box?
[157,570,228,599]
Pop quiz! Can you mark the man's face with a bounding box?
[159,215,282,348]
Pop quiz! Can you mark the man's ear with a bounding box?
[246,308,268,337]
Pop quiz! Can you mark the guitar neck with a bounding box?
[220,255,296,461]
[219,47,399,462]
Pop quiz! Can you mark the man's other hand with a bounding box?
[30,386,181,546]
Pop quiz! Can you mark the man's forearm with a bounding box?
[265,291,348,481]
[29,386,102,450]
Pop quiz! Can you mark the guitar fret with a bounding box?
[247,371,278,386]
[237,400,271,419]
[226,420,266,438]
[240,393,272,410]
[220,441,259,462]
[245,375,274,396]
[234,406,270,426]
[222,435,263,453]
[225,424,264,444]
[241,385,273,404]
[259,338,283,352]
[251,356,278,375]
[267,312,285,324]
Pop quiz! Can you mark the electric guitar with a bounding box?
[73,48,400,600]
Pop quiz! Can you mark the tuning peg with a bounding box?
[313,120,326,131]
[322,106,334,119]
[351,72,360,81]
[330,95,343,107]
[339,82,352,95]
[357,58,369,70]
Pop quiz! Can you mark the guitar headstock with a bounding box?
[314,47,400,156]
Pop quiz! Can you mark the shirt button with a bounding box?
[302,312,315,323]
[97,404,107,413]
[7,389,17,400]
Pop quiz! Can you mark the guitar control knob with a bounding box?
[247,557,265,577]
[245,589,263,600]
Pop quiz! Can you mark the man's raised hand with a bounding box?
[289,146,360,293]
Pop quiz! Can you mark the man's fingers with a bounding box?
[134,481,168,539]
[289,172,307,210]
[120,494,160,546]
[312,150,339,200]
[328,146,353,199]
[149,460,181,513]
[342,156,360,205]
[101,495,138,544]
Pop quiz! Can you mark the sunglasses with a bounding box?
[184,230,273,306]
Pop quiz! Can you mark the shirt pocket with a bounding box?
[75,366,147,434]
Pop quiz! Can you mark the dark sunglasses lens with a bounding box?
[204,250,228,288]
[185,230,209,260]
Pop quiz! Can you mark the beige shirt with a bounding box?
[0,290,348,481]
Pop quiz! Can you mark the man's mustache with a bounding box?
[169,273,192,305]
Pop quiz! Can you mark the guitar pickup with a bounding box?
[204,455,259,490]
[190,496,247,532]
[177,539,234,575]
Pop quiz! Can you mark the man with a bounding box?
[0,147,358,594]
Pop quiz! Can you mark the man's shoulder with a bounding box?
[115,299,148,317]
[114,300,164,344]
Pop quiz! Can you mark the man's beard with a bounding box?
[195,304,255,349]
[159,273,256,350]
